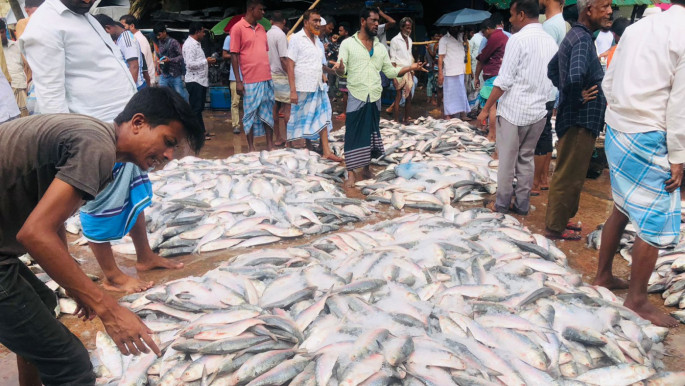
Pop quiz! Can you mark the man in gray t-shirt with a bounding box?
[0,87,203,386]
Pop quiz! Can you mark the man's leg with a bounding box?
[320,128,343,162]
[393,80,402,123]
[246,130,255,152]
[265,126,274,151]
[174,77,189,101]
[0,263,95,385]
[624,237,679,327]
[493,116,518,213]
[513,118,546,213]
[273,101,281,145]
[158,74,169,89]
[487,106,497,142]
[88,241,153,293]
[130,212,183,272]
[404,90,412,124]
[542,152,553,188]
[186,82,206,135]
[281,104,290,144]
[593,205,630,289]
[533,154,546,192]
[230,81,241,134]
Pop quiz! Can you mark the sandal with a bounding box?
[531,190,541,196]
[335,113,346,121]
[540,186,549,191]
[566,221,582,231]
[546,229,581,241]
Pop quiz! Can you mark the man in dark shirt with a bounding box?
[0,87,204,385]
[544,0,612,240]
[154,24,187,100]
[475,17,508,141]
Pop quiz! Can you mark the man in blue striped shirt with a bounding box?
[544,0,612,240]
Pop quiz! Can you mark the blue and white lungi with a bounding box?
[80,163,153,243]
[287,87,332,141]
[443,75,470,116]
[243,80,275,137]
[605,126,681,248]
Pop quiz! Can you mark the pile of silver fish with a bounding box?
[92,209,680,385]
[588,224,685,321]
[67,149,377,256]
[329,117,496,165]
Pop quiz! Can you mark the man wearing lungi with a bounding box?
[478,0,557,216]
[286,9,343,162]
[438,26,470,121]
[230,0,275,152]
[389,17,415,124]
[593,1,685,327]
[475,18,508,141]
[334,7,426,188]
[267,11,290,147]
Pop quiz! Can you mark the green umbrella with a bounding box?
[210,15,271,36]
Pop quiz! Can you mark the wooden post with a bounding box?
[287,0,324,37]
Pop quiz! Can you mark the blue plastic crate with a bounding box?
[209,87,231,110]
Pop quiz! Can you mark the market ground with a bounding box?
[1,90,683,382]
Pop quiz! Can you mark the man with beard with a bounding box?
[389,17,415,124]
[334,7,426,188]
[545,0,612,240]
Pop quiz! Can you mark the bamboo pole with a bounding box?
[287,0,323,37]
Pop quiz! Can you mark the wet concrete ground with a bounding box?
[1,95,683,382]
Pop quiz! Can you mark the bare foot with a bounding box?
[361,168,374,180]
[624,299,680,327]
[344,171,357,188]
[136,253,184,272]
[103,274,154,293]
[592,275,629,290]
[323,153,344,163]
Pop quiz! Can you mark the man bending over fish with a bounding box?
[334,7,426,188]
[0,87,204,385]
[593,1,685,327]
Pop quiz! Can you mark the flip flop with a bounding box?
[546,229,581,241]
[566,221,582,231]
[541,186,549,191]
[531,190,541,196]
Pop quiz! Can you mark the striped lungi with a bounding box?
[79,163,153,243]
[243,80,275,137]
[287,87,331,141]
[344,94,384,171]
[605,126,681,248]
[443,74,470,116]
[272,73,290,103]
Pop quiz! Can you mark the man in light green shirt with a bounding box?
[334,7,425,187]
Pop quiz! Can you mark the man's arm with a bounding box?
[666,56,685,166]
[476,36,497,64]
[565,40,590,108]
[547,53,560,88]
[378,8,396,29]
[20,28,69,113]
[16,179,160,356]
[286,58,297,104]
[230,53,243,95]
[438,55,445,85]
[167,40,184,63]
[474,61,483,87]
[477,86,505,124]
[126,59,139,83]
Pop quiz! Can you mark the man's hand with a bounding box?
[68,291,97,322]
[581,85,598,104]
[666,163,683,193]
[290,90,298,105]
[474,79,481,89]
[333,59,345,76]
[236,81,245,96]
[438,73,444,86]
[476,109,489,129]
[410,62,428,73]
[160,58,169,64]
[207,57,217,65]
[99,302,160,356]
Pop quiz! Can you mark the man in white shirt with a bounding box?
[1,20,28,117]
[375,7,396,51]
[267,11,290,147]
[595,2,685,328]
[478,0,557,216]
[183,22,216,138]
[20,0,137,122]
[389,17,415,124]
[94,14,145,90]
[438,27,470,120]
[0,73,20,123]
[286,9,342,162]
[120,14,156,86]
[595,22,614,55]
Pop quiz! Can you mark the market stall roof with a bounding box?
[485,0,669,8]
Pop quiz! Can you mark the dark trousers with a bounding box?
[534,101,555,155]
[0,260,95,385]
[186,82,207,133]
[545,125,596,233]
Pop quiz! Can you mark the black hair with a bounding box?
[511,0,540,19]
[339,22,351,33]
[246,0,264,10]
[673,0,685,6]
[25,0,44,8]
[360,7,379,20]
[0,19,5,31]
[325,16,336,26]
[491,13,505,25]
[479,18,497,31]
[114,87,205,154]
[119,14,137,27]
[93,14,116,29]
[153,23,167,35]
[611,17,630,37]
[188,22,203,35]
[303,9,320,23]
[270,10,285,23]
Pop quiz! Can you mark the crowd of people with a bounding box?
[0,0,684,383]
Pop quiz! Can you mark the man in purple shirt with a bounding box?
[475,17,508,142]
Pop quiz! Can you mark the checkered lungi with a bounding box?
[287,87,331,141]
[606,125,681,248]
[242,80,275,137]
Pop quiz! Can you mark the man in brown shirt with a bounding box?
[0,87,204,385]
